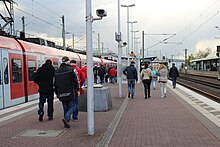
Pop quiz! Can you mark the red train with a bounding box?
[0,35,116,109]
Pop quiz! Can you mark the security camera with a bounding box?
[123,42,127,46]
[96,9,107,18]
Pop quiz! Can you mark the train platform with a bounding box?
[1,81,220,147]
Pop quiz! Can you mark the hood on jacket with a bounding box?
[42,63,54,70]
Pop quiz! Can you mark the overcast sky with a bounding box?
[1,0,220,59]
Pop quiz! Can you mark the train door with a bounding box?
[0,50,10,109]
[0,50,3,109]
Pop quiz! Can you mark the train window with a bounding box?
[12,59,22,83]
[28,60,36,81]
[53,61,58,70]
[3,58,8,84]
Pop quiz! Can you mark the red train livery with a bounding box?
[0,36,116,109]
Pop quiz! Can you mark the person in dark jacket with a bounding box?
[169,63,179,89]
[98,64,106,85]
[123,61,138,98]
[34,59,55,121]
[54,56,79,128]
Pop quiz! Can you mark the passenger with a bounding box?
[123,61,138,98]
[81,63,87,85]
[158,63,168,98]
[140,63,152,99]
[152,66,158,90]
[98,64,106,85]
[70,59,85,122]
[169,63,179,89]
[54,56,79,128]
[93,65,99,84]
[109,66,116,84]
[34,59,55,122]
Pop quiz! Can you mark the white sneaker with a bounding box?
[161,96,164,98]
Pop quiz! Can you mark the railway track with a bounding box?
[176,73,220,103]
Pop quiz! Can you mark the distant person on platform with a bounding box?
[140,63,152,99]
[169,63,179,89]
[98,64,106,85]
[152,66,158,90]
[34,59,55,122]
[54,56,79,128]
[109,66,116,84]
[70,59,85,122]
[123,61,138,98]
[158,63,168,98]
[81,62,87,85]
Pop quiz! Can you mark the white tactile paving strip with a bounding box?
[168,80,220,127]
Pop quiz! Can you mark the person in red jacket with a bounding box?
[81,63,87,85]
[109,66,116,84]
[70,60,85,121]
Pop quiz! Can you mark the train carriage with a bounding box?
[0,35,115,109]
[0,36,26,109]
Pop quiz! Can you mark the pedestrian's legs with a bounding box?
[131,79,135,98]
[47,94,54,119]
[164,83,167,97]
[38,93,46,116]
[160,82,164,97]
[172,77,176,88]
[147,80,151,97]
[127,79,131,95]
[72,96,78,121]
[64,99,76,122]
[62,101,68,118]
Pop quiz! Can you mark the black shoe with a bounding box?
[128,93,131,98]
[131,95,134,99]
[145,96,147,99]
[148,95,151,98]
[48,116,53,120]
[62,119,70,128]
[39,114,43,122]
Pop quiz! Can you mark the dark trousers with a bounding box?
[99,75,104,85]
[38,93,54,117]
[72,96,78,120]
[142,79,151,97]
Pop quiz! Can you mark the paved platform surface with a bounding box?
[1,82,220,147]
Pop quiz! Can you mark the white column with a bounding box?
[86,0,94,135]
[117,0,122,98]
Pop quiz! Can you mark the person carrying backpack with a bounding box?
[54,56,79,128]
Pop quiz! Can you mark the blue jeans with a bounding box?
[172,77,177,88]
[38,93,54,117]
[62,99,76,122]
[72,96,78,120]
[127,79,136,96]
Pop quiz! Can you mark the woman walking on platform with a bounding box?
[158,63,168,98]
[140,63,152,99]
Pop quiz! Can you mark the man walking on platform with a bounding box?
[70,59,85,122]
[123,61,138,98]
[169,63,179,89]
[54,56,79,128]
[34,59,55,121]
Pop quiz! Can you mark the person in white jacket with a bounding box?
[158,63,168,98]
[140,63,152,99]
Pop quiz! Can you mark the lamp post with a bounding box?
[116,0,122,98]
[86,0,107,135]
[131,30,139,55]
[129,21,137,55]
[121,4,135,65]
